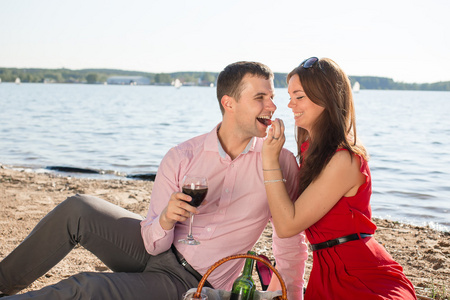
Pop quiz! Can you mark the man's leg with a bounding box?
[0,194,150,295]
[3,248,199,300]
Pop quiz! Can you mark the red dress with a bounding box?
[303,145,416,299]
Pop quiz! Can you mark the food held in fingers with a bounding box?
[257,116,272,126]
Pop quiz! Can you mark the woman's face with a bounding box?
[287,74,325,133]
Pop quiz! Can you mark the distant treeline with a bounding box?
[348,76,450,91]
[1,67,449,91]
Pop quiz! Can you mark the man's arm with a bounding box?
[270,149,308,300]
[140,147,194,255]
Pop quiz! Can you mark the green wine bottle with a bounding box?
[230,251,256,300]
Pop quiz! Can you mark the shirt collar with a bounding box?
[205,123,261,158]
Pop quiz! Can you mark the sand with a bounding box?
[0,166,448,299]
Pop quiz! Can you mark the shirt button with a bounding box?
[225,188,229,193]
[207,227,212,232]
[231,164,234,168]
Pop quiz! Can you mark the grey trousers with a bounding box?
[0,194,199,299]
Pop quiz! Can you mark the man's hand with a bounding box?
[159,192,197,230]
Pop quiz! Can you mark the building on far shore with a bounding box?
[106,76,150,85]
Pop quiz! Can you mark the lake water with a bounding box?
[0,83,449,231]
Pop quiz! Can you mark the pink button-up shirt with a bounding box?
[141,124,308,299]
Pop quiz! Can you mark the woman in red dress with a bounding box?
[262,57,416,299]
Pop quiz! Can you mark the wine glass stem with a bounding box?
[187,212,194,239]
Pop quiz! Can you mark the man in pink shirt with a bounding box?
[141,61,307,299]
[0,62,308,300]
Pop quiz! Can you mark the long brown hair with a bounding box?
[287,58,368,194]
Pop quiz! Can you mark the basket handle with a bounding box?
[193,253,287,300]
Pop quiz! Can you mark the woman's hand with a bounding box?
[262,118,285,167]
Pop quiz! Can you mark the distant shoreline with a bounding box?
[1,67,449,90]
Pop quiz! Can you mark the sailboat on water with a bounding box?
[352,81,360,93]
[15,77,21,85]
[173,79,182,89]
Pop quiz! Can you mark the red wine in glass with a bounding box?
[182,185,208,207]
[178,176,208,245]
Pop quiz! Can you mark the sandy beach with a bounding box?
[0,166,448,299]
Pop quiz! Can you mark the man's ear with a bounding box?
[221,95,234,111]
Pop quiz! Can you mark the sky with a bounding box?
[1,0,449,84]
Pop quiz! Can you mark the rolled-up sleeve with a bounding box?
[272,226,308,300]
[272,149,308,300]
[140,147,181,255]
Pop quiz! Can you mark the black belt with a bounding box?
[310,233,373,251]
[171,245,213,288]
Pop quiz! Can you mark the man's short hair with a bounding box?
[216,62,274,115]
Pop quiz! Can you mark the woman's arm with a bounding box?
[263,120,364,238]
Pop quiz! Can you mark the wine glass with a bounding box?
[178,175,208,245]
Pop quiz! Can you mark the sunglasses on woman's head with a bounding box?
[300,57,319,69]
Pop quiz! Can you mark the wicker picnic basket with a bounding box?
[190,253,287,300]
